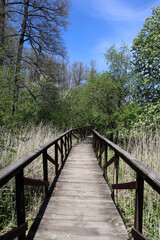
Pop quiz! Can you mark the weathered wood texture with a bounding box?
[0,127,91,240]
[33,137,128,240]
[93,129,160,239]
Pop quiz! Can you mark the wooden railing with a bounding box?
[0,126,91,240]
[92,130,160,240]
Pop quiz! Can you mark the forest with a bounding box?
[0,2,159,133]
[0,1,160,239]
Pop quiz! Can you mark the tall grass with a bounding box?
[109,127,160,239]
[0,123,63,234]
[0,123,62,169]
[0,124,159,238]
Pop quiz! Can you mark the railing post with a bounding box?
[83,128,86,139]
[113,154,119,203]
[95,140,99,158]
[15,170,26,240]
[43,150,48,197]
[70,132,72,149]
[64,134,67,157]
[93,133,97,151]
[92,132,95,149]
[55,141,58,175]
[61,137,63,166]
[134,173,144,235]
[67,133,69,152]
[104,145,108,180]
[79,128,82,141]
[99,142,102,168]
[77,130,79,143]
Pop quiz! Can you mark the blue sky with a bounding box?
[64,0,159,71]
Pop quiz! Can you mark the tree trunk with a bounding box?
[13,0,29,114]
[0,0,5,66]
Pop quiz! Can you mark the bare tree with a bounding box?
[0,0,5,65]
[71,61,87,87]
[1,0,70,113]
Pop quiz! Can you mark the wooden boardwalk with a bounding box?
[33,137,128,240]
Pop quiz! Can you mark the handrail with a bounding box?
[0,131,70,188]
[92,129,160,240]
[0,127,90,188]
[0,126,91,240]
[93,130,160,194]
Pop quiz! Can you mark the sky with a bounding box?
[64,0,160,71]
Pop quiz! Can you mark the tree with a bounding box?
[87,72,122,132]
[71,61,88,87]
[0,0,5,65]
[104,43,133,105]
[0,0,70,114]
[132,6,160,104]
[89,60,97,75]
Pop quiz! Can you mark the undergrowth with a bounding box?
[0,124,159,239]
[0,123,63,235]
[106,127,160,240]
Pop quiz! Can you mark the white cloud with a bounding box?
[71,0,159,71]
[92,0,151,21]
[74,0,156,22]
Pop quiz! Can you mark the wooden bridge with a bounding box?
[0,127,160,240]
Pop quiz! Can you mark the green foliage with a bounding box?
[132,6,160,103]
[117,101,160,131]
[62,85,93,128]
[104,43,132,82]
[104,43,133,104]
[86,72,122,132]
[60,70,128,134]
[0,65,14,126]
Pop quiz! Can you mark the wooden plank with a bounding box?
[34,226,128,240]
[0,223,27,240]
[24,177,49,187]
[132,228,149,240]
[112,181,138,190]
[33,137,128,240]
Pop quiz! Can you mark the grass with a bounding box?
[0,123,63,235]
[0,124,159,239]
[108,127,160,240]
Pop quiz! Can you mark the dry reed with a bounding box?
[0,123,63,234]
[110,127,160,240]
